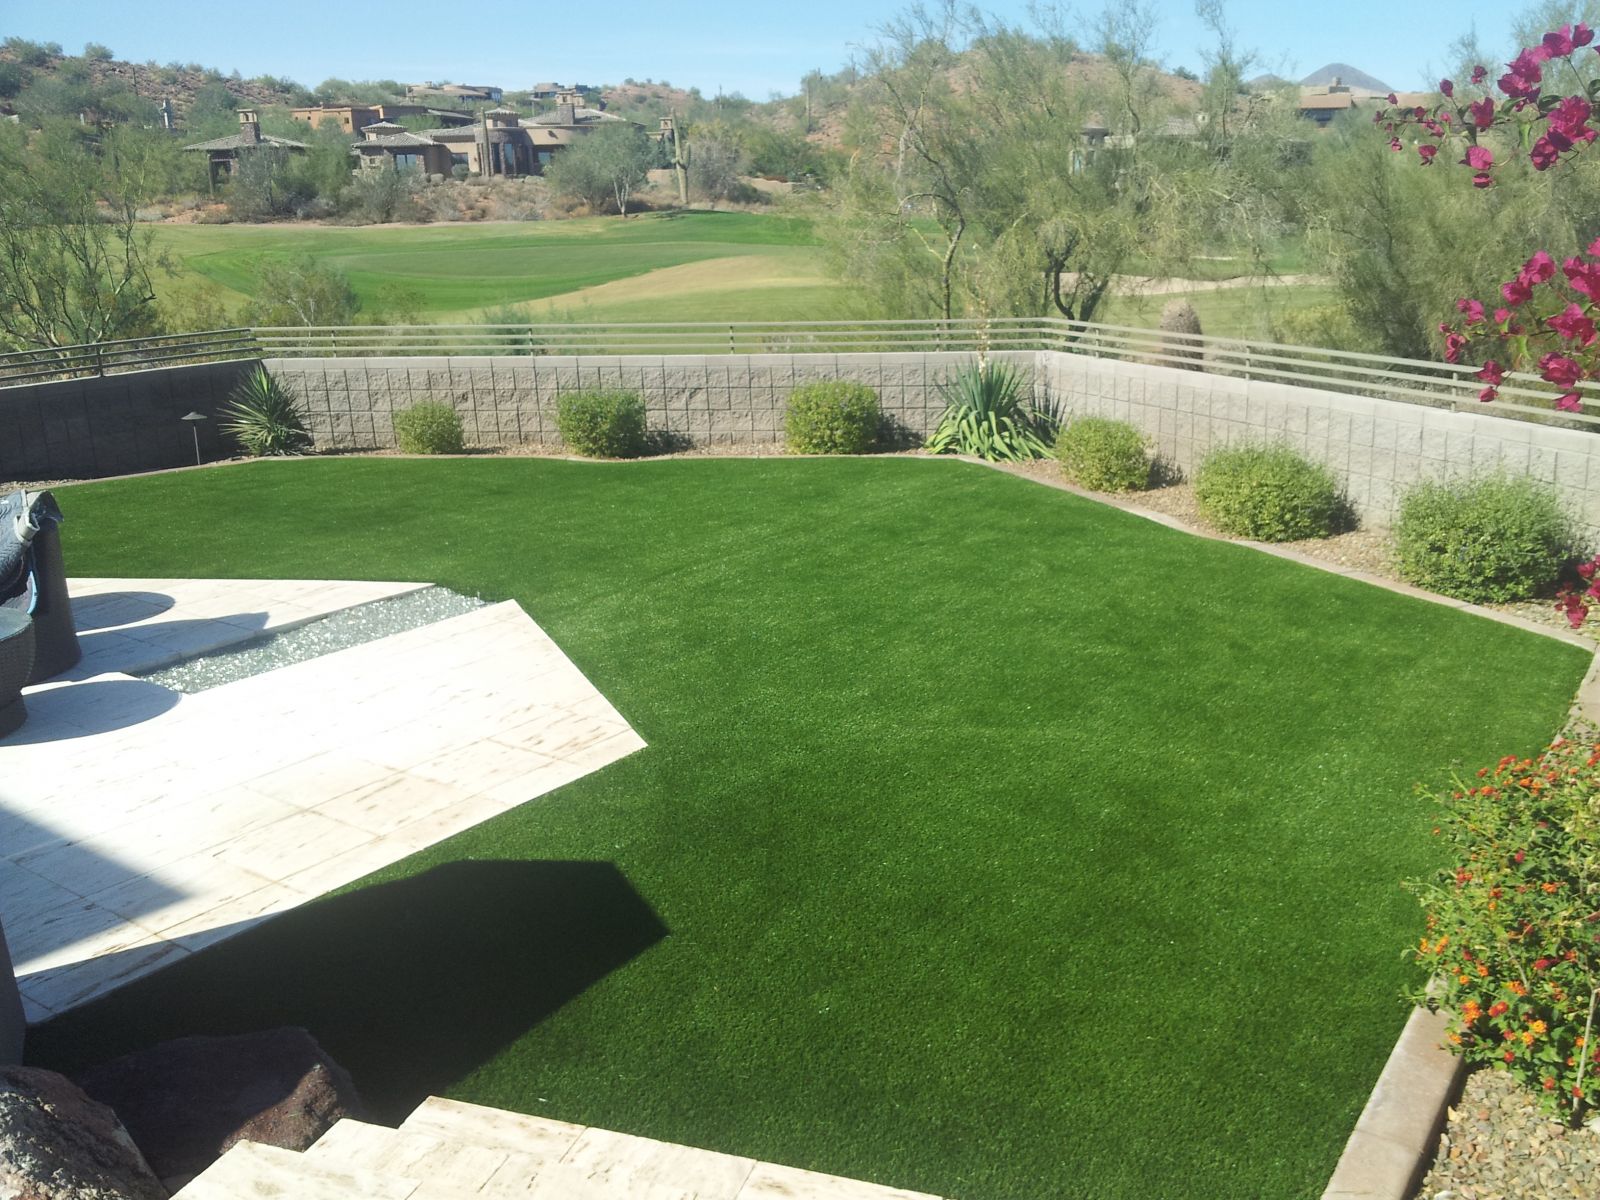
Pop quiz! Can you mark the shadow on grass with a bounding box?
[24,860,667,1122]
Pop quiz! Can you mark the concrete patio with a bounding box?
[0,577,645,1022]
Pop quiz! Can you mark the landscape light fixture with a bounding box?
[180,411,207,466]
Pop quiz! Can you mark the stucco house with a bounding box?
[183,110,306,191]
[420,94,636,176]
[350,122,455,174]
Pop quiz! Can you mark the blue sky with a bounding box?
[1,1,1526,99]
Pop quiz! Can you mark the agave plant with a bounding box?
[925,359,1053,462]
[221,367,312,457]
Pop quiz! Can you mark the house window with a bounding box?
[394,153,421,170]
[451,153,467,168]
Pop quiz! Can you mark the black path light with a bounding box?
[181,411,207,466]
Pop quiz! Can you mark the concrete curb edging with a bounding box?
[1320,1006,1466,1200]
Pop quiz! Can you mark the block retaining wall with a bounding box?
[7,350,1600,543]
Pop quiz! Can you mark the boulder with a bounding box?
[74,1028,366,1183]
[0,1065,166,1200]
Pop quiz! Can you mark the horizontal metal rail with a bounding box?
[0,329,261,386]
[8,317,1599,434]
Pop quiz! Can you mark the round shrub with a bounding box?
[1393,472,1574,602]
[784,381,881,454]
[1054,417,1150,491]
[393,402,465,455]
[556,389,647,458]
[1193,443,1343,541]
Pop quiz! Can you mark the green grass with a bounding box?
[24,458,1589,1200]
[150,211,844,322]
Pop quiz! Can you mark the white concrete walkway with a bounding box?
[0,579,644,1022]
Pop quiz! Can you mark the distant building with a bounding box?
[350,122,454,175]
[1293,77,1431,126]
[291,104,474,135]
[423,94,635,176]
[406,82,503,103]
[183,110,307,191]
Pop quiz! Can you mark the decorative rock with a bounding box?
[74,1028,367,1183]
[0,1065,165,1200]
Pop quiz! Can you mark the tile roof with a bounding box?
[182,132,308,152]
[352,131,442,150]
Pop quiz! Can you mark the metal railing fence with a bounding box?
[6,318,1599,432]
[0,329,261,386]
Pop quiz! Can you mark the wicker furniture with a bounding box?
[0,608,34,739]
[0,489,79,684]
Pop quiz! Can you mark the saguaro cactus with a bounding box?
[1159,299,1204,370]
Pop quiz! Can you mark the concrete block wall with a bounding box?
[261,351,1038,451]
[0,359,257,482]
[1039,351,1600,541]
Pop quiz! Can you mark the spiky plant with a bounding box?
[925,359,1052,462]
[220,367,312,457]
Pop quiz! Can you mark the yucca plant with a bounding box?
[221,367,312,457]
[925,359,1052,462]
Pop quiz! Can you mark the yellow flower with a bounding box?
[1523,1030,1536,1046]
[1530,1020,1548,1036]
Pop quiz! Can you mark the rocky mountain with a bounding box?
[1300,63,1392,93]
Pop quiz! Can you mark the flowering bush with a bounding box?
[1409,737,1600,1122]
[1378,25,1600,412]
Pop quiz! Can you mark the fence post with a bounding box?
[728,325,735,355]
[95,342,105,377]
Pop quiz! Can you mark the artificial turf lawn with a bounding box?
[24,457,1591,1199]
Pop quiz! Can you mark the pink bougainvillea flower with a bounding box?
[1440,78,1455,98]
[1471,65,1488,84]
[1582,561,1597,580]
[1479,385,1500,402]
[1587,236,1600,257]
[1464,145,1495,170]
[1390,137,1403,152]
[1544,26,1578,57]
[1441,111,1452,124]
[1495,306,1514,324]
[1472,170,1495,188]
[1470,98,1497,129]
[1386,92,1399,105]
[1418,143,1438,164]
[1500,48,1546,97]
[1457,298,1487,323]
[1557,391,1585,412]
[1532,133,1567,170]
[1477,360,1506,385]
[1522,250,1557,283]
[1548,95,1595,142]
[1444,331,1469,363]
[1423,118,1445,137]
[1502,277,1534,307]
[1564,256,1600,300]
[1549,302,1597,345]
[1540,351,1583,387]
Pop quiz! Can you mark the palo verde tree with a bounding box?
[819,1,1261,324]
[545,123,658,216]
[0,120,170,351]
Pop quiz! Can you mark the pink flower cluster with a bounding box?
[1446,242,1600,411]
[1558,557,1600,627]
[1377,24,1598,184]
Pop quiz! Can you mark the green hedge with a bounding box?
[393,402,464,455]
[1194,443,1343,541]
[1393,472,1575,602]
[557,390,647,458]
[1054,417,1150,491]
[785,382,881,454]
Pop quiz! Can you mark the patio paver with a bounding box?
[0,579,645,1021]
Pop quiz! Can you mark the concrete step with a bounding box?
[175,1140,419,1200]
[178,1096,947,1200]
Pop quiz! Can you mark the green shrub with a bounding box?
[556,390,647,458]
[1054,418,1151,491]
[785,381,880,454]
[925,360,1051,461]
[1193,443,1343,541]
[1393,472,1573,602]
[393,402,465,454]
[220,367,312,456]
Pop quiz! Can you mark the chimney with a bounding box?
[237,109,260,144]
[555,102,576,125]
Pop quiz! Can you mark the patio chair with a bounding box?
[0,490,80,684]
[0,607,33,738]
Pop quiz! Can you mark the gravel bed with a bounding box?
[139,586,486,693]
[1419,1068,1600,1199]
